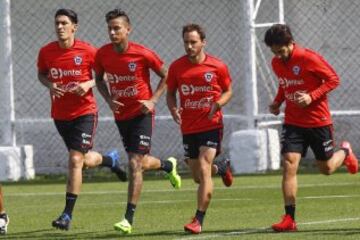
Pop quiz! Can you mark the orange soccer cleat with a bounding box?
[341,141,359,174]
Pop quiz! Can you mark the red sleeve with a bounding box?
[144,49,164,74]
[306,52,340,101]
[94,49,104,75]
[167,63,178,92]
[88,45,97,70]
[218,63,232,91]
[271,60,285,104]
[274,86,285,104]
[37,48,48,73]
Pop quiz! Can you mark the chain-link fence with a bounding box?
[4,0,360,174]
[10,0,247,174]
[255,0,360,161]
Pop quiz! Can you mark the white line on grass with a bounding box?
[175,217,360,240]
[6,181,357,197]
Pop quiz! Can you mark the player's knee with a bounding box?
[69,154,84,168]
[129,159,142,172]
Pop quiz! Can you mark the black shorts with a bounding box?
[54,114,97,153]
[115,113,153,155]
[281,124,335,161]
[183,128,223,159]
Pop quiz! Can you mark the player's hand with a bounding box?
[294,91,312,108]
[69,81,91,96]
[170,107,182,125]
[208,102,221,119]
[107,98,124,114]
[49,83,66,98]
[138,99,155,114]
[269,102,281,115]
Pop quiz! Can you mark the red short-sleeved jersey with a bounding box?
[94,42,164,120]
[272,44,340,128]
[37,40,98,120]
[167,54,232,134]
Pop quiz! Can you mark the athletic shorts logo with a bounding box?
[128,62,137,72]
[74,56,82,65]
[204,72,214,82]
[292,65,300,75]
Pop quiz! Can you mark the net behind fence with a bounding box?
[5,0,360,174]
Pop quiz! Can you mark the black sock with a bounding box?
[101,155,113,168]
[195,210,206,225]
[285,205,295,220]
[125,202,136,225]
[160,160,173,173]
[63,192,78,218]
[214,159,226,176]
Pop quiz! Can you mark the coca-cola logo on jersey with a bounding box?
[59,82,78,92]
[181,84,213,96]
[50,68,82,79]
[106,72,136,83]
[184,96,213,109]
[111,86,138,97]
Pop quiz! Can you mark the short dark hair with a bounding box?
[105,8,131,25]
[264,24,294,47]
[182,23,206,41]
[55,9,78,24]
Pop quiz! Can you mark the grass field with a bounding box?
[2,171,360,239]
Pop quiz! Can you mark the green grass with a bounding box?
[2,172,360,239]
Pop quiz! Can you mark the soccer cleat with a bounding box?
[184,217,202,234]
[52,213,71,231]
[341,141,359,174]
[164,157,182,189]
[114,218,132,234]
[0,213,9,235]
[272,214,297,232]
[105,150,128,182]
[221,159,233,187]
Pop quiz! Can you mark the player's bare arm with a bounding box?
[95,73,124,113]
[166,90,181,124]
[208,85,233,119]
[38,71,65,98]
[139,66,168,114]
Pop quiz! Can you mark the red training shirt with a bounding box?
[37,40,98,120]
[167,54,232,134]
[94,42,164,120]
[272,44,339,128]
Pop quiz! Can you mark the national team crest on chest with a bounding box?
[204,72,214,82]
[292,65,301,75]
[128,62,137,72]
[74,56,82,65]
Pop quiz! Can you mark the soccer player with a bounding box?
[0,186,9,235]
[94,9,181,234]
[37,9,127,231]
[167,23,233,234]
[264,24,358,232]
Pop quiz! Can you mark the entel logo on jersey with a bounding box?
[50,68,82,79]
[181,84,213,96]
[106,73,136,83]
[74,56,82,65]
[279,77,304,88]
[204,72,214,82]
[128,62,137,72]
